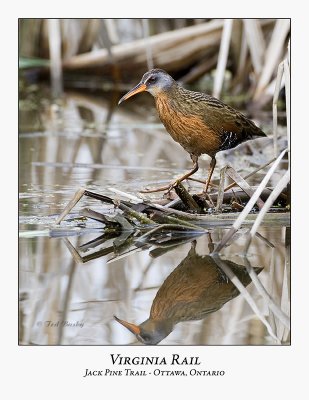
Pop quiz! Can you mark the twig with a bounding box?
[150,211,208,231]
[115,201,155,225]
[174,182,201,212]
[142,201,202,220]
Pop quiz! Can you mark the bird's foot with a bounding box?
[140,180,179,195]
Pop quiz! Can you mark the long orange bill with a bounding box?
[118,83,147,105]
[114,315,141,335]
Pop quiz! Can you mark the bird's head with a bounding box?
[118,69,175,105]
[114,315,173,345]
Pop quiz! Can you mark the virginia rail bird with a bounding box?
[114,241,262,345]
[118,68,267,194]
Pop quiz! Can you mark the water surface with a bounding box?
[19,88,290,345]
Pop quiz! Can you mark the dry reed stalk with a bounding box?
[235,25,248,81]
[213,255,281,343]
[284,58,290,164]
[108,187,143,203]
[254,19,290,100]
[223,157,277,192]
[243,19,266,76]
[215,165,228,212]
[224,165,265,209]
[48,19,63,98]
[179,54,218,84]
[213,148,287,253]
[99,19,115,62]
[273,61,284,157]
[243,258,290,328]
[105,19,119,44]
[213,19,233,99]
[278,232,290,341]
[55,187,86,224]
[244,170,290,253]
[142,19,154,70]
[63,20,224,70]
[215,163,268,213]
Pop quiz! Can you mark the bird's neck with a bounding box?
[142,318,174,336]
[153,84,191,116]
[152,84,180,117]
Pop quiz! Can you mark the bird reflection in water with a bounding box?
[114,241,262,345]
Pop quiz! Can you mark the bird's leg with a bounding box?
[203,157,216,194]
[140,154,199,194]
[173,154,199,185]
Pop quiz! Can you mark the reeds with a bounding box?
[213,48,290,253]
[19,18,290,106]
[213,148,288,253]
[48,19,63,98]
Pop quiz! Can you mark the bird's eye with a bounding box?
[147,76,156,84]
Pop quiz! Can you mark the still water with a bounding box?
[19,88,290,345]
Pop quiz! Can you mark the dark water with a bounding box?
[19,88,290,345]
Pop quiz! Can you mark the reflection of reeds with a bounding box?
[19,230,289,345]
[212,255,280,343]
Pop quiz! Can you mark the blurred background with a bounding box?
[19,18,290,346]
[19,18,290,106]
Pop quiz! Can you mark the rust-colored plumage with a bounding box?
[114,241,262,345]
[118,68,266,194]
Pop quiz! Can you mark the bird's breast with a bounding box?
[155,94,220,157]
